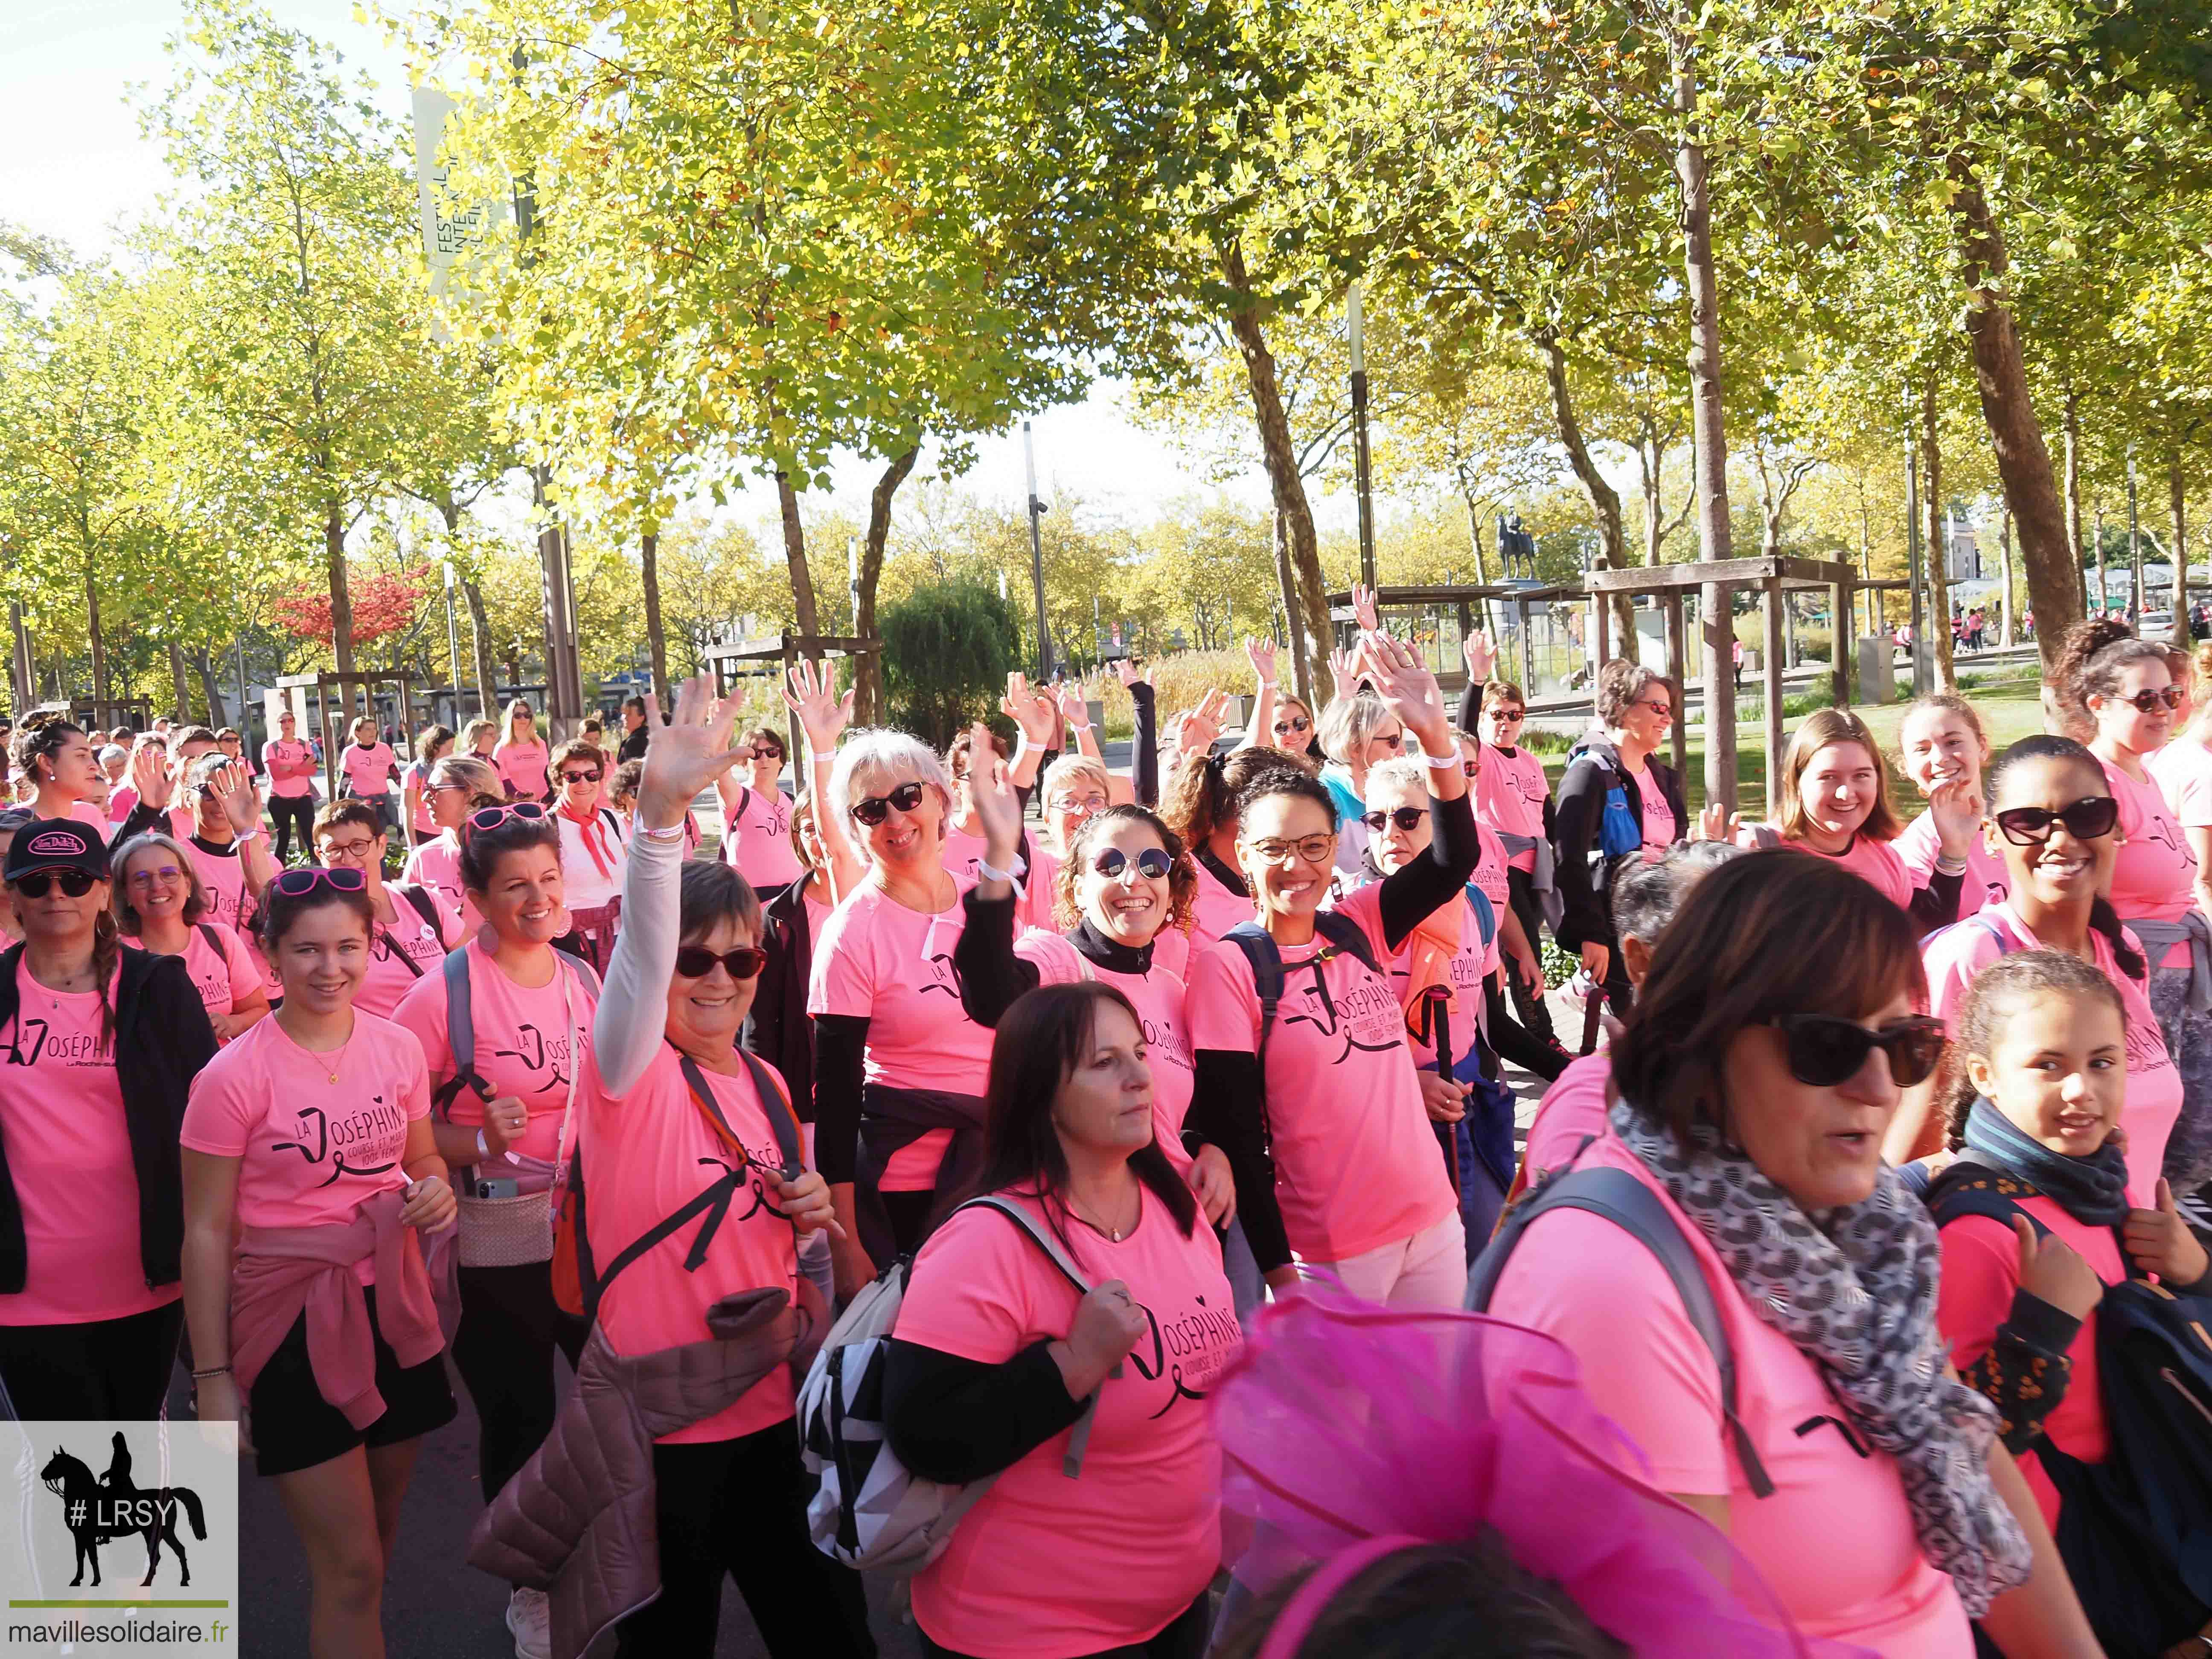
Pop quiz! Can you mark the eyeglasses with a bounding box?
[13,869,98,898]
[2120,686,2185,714]
[672,945,768,980]
[318,837,379,861]
[1245,833,1337,866]
[1360,807,1429,834]
[1770,1013,1946,1088]
[1993,796,2120,846]
[852,782,926,826]
[126,864,183,888]
[270,866,367,898]
[468,803,550,832]
[1273,717,1311,736]
[1049,793,1109,815]
[559,768,602,784]
[1091,846,1173,879]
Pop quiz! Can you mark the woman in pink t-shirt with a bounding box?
[399,754,504,924]
[2148,638,2212,905]
[113,831,270,1043]
[939,718,1045,891]
[493,699,551,804]
[399,723,454,848]
[885,982,1241,1659]
[1467,673,1563,1048]
[0,818,217,1422]
[1484,850,2096,1657]
[312,800,460,1020]
[11,715,111,830]
[714,725,803,891]
[579,678,870,1659]
[180,865,457,1655]
[1896,695,2010,923]
[261,708,320,862]
[336,715,400,834]
[1185,632,1476,1308]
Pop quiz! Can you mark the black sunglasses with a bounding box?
[1092,847,1172,879]
[852,782,926,826]
[2120,686,2185,714]
[1273,716,1311,736]
[13,869,98,898]
[672,945,767,981]
[1360,806,1429,834]
[559,768,603,784]
[1993,797,2119,847]
[1771,1013,1946,1088]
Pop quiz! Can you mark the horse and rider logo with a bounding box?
[38,1432,207,1588]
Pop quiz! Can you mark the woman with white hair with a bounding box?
[808,728,1000,1300]
[1316,690,1407,885]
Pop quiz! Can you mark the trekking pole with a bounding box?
[1425,987,1460,1191]
[1579,977,1607,1057]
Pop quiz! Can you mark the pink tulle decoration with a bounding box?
[1212,1285,1878,1659]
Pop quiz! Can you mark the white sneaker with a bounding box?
[506,1586,551,1659]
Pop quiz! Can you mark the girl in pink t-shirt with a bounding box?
[579,678,870,1658]
[1895,695,2010,923]
[885,983,1241,1659]
[179,865,457,1654]
[113,832,271,1044]
[311,801,460,1020]
[492,699,550,803]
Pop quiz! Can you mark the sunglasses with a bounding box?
[559,768,602,784]
[672,944,768,980]
[852,782,926,826]
[1993,796,2119,846]
[1273,717,1312,736]
[468,803,550,832]
[1360,806,1429,834]
[1635,699,1673,719]
[271,866,367,898]
[1771,1013,1946,1088]
[1246,833,1337,866]
[2119,686,2185,714]
[1488,709,1525,724]
[13,868,98,898]
[1092,847,1173,879]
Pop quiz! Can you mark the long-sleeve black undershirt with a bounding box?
[811,1012,870,1186]
[882,1338,1089,1485]
[1130,680,1158,808]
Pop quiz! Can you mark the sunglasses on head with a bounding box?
[1273,716,1311,736]
[1770,1013,1946,1088]
[1092,846,1172,879]
[672,944,767,981]
[468,803,550,832]
[1360,806,1429,834]
[271,865,367,898]
[851,782,925,826]
[2120,686,2185,714]
[13,868,98,899]
[1993,796,2119,846]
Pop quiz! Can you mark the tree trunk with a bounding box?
[1272,506,1313,705]
[83,564,108,731]
[1218,237,1332,684]
[639,530,669,710]
[1923,379,1956,692]
[2063,384,2086,616]
[774,471,821,637]
[2172,450,2192,649]
[2094,504,2107,618]
[191,648,227,729]
[324,496,355,676]
[1537,336,1635,648]
[1673,39,1734,565]
[1945,157,2079,669]
[461,578,498,721]
[1999,506,2015,647]
[854,446,919,726]
[168,640,194,725]
[1458,480,1498,641]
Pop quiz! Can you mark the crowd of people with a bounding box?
[3,597,2212,1659]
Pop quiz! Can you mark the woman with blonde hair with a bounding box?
[400,755,504,923]
[112,831,271,1042]
[492,699,550,804]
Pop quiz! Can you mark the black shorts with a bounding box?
[247,1284,455,1478]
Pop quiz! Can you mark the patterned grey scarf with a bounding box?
[1608,1096,2032,1617]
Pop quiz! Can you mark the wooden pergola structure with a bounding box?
[274,671,420,800]
[1326,583,1586,695]
[1583,555,1860,820]
[35,696,154,735]
[705,633,880,762]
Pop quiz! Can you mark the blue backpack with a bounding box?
[1597,779,1643,859]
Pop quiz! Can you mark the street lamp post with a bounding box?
[442,561,463,728]
[1348,282,1378,592]
[2128,449,2142,627]
[1906,436,1931,696]
[1022,420,1052,680]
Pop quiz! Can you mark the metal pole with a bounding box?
[9,602,30,716]
[442,562,463,729]
[1022,420,1052,680]
[2128,450,2142,626]
[847,536,859,632]
[1348,282,1377,591]
[235,636,250,746]
[463,588,486,722]
[1906,437,1931,695]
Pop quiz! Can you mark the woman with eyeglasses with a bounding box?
[550,737,629,975]
[574,678,871,1658]
[0,819,216,1420]
[463,716,498,763]
[393,798,597,1659]
[1485,850,2102,1659]
[182,862,457,1658]
[1313,690,1406,886]
[113,831,271,1043]
[401,724,455,851]
[715,725,801,893]
[399,754,505,923]
[494,699,551,804]
[125,753,278,945]
[1464,664,1565,1050]
[1023,751,1118,933]
[311,800,461,1020]
[1184,634,1476,1308]
[810,729,1003,1301]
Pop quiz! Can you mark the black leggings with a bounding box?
[450,1262,587,1502]
[0,1301,183,1422]
[268,796,317,863]
[613,1418,874,1659]
[920,1593,1209,1659]
[1502,866,1558,1044]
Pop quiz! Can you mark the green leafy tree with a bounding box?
[880,582,1021,747]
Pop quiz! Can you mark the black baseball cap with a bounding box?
[5,819,110,883]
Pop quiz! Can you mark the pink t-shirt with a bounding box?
[496,739,550,800]
[1467,818,1511,929]
[1922,902,2179,1205]
[1790,831,1914,909]
[1937,1198,2120,1531]
[2148,737,2212,830]
[184,837,251,937]
[393,940,598,1165]
[352,885,462,1022]
[0,962,176,1325]
[940,827,1026,893]
[1622,760,1674,853]
[107,785,139,827]
[340,742,396,799]
[1184,882,1457,1264]
[1894,808,2009,923]
[808,879,995,1193]
[262,738,316,798]
[180,1011,431,1284]
[67,799,109,831]
[1015,931,1194,1168]
[578,1043,802,1442]
[1186,857,1254,958]
[1486,1136,1971,1658]
[896,1189,1240,1658]
[179,920,262,1024]
[1476,744,1550,870]
[1023,845,1063,931]
[1383,891,1496,1078]
[2102,757,2197,923]
[400,833,473,926]
[1522,1051,1612,1179]
[405,759,437,835]
[722,784,802,893]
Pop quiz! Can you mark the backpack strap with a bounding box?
[1224,921,1286,1070]
[196,922,226,960]
[1926,1163,2052,1242]
[950,1195,1109,1478]
[1313,907,1381,978]
[1468,1164,1776,1499]
[1465,887,1496,947]
[431,947,495,1119]
[397,882,446,939]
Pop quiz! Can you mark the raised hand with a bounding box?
[1001,673,1057,749]
[1245,636,1278,689]
[1462,629,1498,683]
[1355,632,1451,754]
[1113,658,1151,691]
[638,674,748,830]
[1052,680,1092,731]
[964,722,1025,864]
[212,760,261,835]
[1697,802,1743,844]
[130,742,173,811]
[1326,643,1369,700]
[1928,777,1985,863]
[1352,582,1380,634]
[1179,689,1229,757]
[781,659,853,757]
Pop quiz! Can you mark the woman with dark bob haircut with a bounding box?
[1488,849,2102,1658]
[884,981,1242,1659]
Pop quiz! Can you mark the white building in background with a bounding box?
[1944,510,1982,582]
